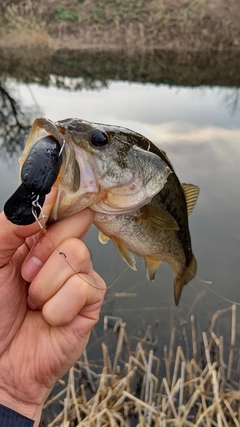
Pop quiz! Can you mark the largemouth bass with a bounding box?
[4,118,199,305]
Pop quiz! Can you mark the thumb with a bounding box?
[0,195,54,268]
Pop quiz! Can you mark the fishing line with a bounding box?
[185,266,240,307]
[105,264,133,290]
[32,199,137,291]
[56,246,135,291]
[34,212,240,305]
[185,265,212,286]
[58,244,240,304]
[200,281,240,307]
[57,246,106,291]
[36,217,127,291]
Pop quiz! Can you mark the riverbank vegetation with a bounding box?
[0,0,239,52]
[1,0,240,88]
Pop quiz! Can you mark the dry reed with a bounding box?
[1,0,240,53]
[43,305,240,426]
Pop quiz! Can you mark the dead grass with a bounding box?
[0,0,239,52]
[0,0,52,49]
[42,305,240,426]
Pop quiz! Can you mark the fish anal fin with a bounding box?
[113,238,137,271]
[182,184,200,215]
[174,256,197,305]
[145,256,162,281]
[98,231,110,244]
[139,206,179,230]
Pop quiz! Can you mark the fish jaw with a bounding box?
[18,118,101,221]
[19,118,64,164]
[50,143,100,220]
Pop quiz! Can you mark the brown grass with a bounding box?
[42,305,240,426]
[0,0,52,50]
[0,0,239,52]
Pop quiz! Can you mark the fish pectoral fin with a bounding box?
[98,231,110,244]
[145,257,162,281]
[113,238,137,271]
[174,255,197,305]
[139,206,179,230]
[182,184,200,215]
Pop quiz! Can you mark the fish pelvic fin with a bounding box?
[145,256,162,281]
[113,238,137,271]
[98,231,110,244]
[174,255,197,306]
[182,184,200,215]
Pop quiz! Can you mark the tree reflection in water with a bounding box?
[0,81,31,158]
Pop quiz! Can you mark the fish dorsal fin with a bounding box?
[182,184,200,215]
[139,206,179,230]
[145,256,162,281]
[98,231,110,244]
[113,238,137,271]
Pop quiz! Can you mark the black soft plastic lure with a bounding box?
[4,135,62,225]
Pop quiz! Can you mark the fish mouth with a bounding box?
[18,118,100,221]
[4,118,65,225]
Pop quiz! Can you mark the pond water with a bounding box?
[0,75,240,359]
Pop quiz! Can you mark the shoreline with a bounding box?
[0,0,240,89]
[0,0,239,56]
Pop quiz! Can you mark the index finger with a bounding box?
[0,194,54,268]
[0,191,56,268]
[22,209,95,283]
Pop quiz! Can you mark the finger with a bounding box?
[0,193,55,268]
[22,208,94,282]
[27,237,93,308]
[42,271,106,326]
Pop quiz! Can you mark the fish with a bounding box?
[4,117,199,305]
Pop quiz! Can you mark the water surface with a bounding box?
[1,78,240,354]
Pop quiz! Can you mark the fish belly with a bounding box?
[94,212,186,268]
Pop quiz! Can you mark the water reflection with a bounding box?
[1,49,240,88]
[0,80,31,157]
[0,77,240,350]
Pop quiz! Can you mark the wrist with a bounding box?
[0,389,43,426]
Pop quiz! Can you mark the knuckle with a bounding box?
[59,237,91,266]
[28,279,45,306]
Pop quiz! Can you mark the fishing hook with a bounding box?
[31,194,47,229]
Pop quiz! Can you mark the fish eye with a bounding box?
[90,129,108,148]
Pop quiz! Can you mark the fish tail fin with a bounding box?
[174,256,197,306]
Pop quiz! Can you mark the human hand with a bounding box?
[0,201,106,426]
